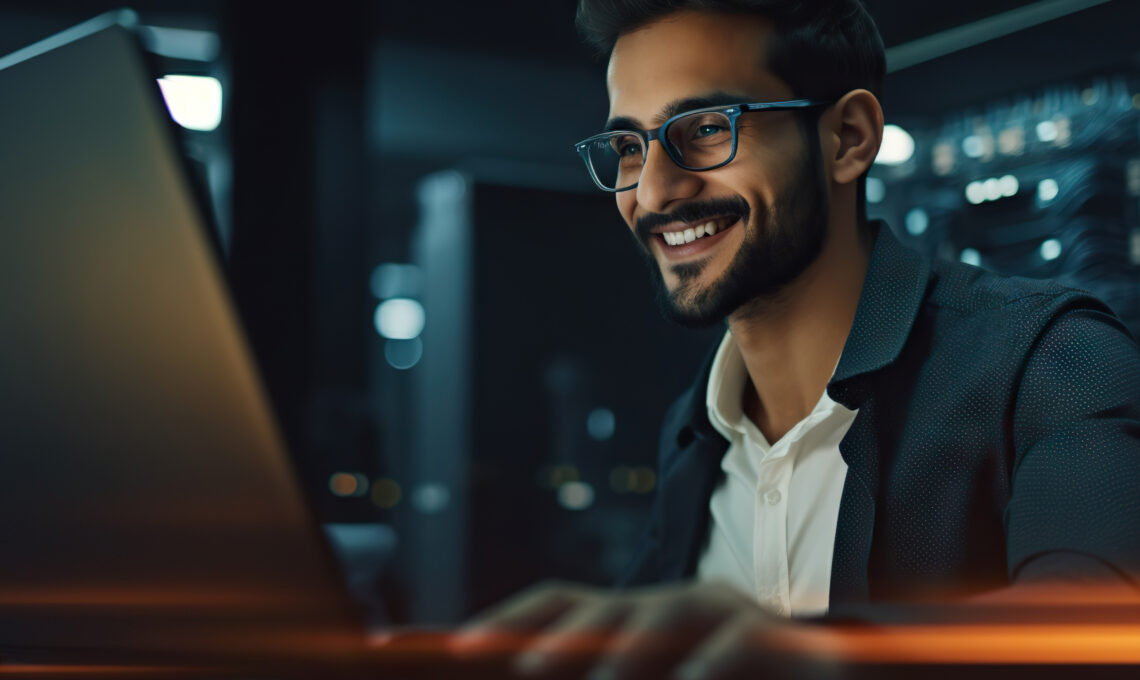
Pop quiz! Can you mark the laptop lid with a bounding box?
[0,10,366,666]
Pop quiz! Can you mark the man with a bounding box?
[451,0,1140,676]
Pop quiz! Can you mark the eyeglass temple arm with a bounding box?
[737,99,834,113]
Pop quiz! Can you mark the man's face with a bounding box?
[606,11,830,327]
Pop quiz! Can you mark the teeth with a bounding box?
[662,220,731,247]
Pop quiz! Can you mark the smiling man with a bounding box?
[594,4,880,620]
[451,1,1140,677]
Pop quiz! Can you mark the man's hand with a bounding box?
[449,580,842,680]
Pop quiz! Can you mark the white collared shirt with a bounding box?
[695,330,857,617]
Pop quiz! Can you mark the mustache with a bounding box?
[634,197,751,242]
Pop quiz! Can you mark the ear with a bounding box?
[824,89,884,186]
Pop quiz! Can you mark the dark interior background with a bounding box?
[2,0,1138,626]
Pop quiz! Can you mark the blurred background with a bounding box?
[1,0,1138,629]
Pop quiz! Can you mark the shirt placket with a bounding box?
[751,442,794,616]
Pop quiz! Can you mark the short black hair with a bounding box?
[576,0,886,232]
[576,0,886,101]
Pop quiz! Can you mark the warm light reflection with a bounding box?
[803,623,1140,664]
[401,586,1140,669]
[0,665,188,676]
[379,618,1140,666]
[0,618,368,672]
[329,472,360,497]
[371,478,402,508]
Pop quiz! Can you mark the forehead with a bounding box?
[606,10,792,121]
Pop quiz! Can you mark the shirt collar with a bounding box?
[705,330,747,442]
[705,329,850,448]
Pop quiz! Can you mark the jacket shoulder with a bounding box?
[927,258,1112,319]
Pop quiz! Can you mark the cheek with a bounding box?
[616,193,636,229]
[736,120,802,174]
[720,151,787,212]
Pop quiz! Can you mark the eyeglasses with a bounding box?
[573,99,833,193]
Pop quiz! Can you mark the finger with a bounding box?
[672,613,762,680]
[513,593,626,678]
[451,581,589,657]
[460,580,587,634]
[586,591,717,680]
[673,615,844,680]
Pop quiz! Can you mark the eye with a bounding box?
[618,141,641,156]
[694,123,728,138]
[609,134,643,158]
[675,114,731,144]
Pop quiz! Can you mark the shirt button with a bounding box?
[764,489,782,505]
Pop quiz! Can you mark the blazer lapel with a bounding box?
[827,223,930,605]
[654,346,730,583]
[657,432,728,582]
[828,406,879,604]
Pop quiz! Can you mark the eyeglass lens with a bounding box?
[585,111,734,190]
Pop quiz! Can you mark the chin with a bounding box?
[656,276,732,329]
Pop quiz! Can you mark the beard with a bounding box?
[633,134,829,329]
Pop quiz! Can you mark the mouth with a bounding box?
[652,215,742,260]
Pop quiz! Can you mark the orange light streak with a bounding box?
[0,665,188,676]
[819,623,1140,664]
[373,623,1140,666]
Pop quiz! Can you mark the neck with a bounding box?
[727,218,871,443]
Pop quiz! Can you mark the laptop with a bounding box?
[0,10,443,676]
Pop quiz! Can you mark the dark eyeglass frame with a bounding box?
[573,98,834,193]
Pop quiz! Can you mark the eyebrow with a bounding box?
[604,91,752,133]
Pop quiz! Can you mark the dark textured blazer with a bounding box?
[619,222,1140,607]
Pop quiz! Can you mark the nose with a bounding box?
[634,141,702,214]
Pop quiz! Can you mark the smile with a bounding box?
[653,216,741,259]
[658,216,737,245]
